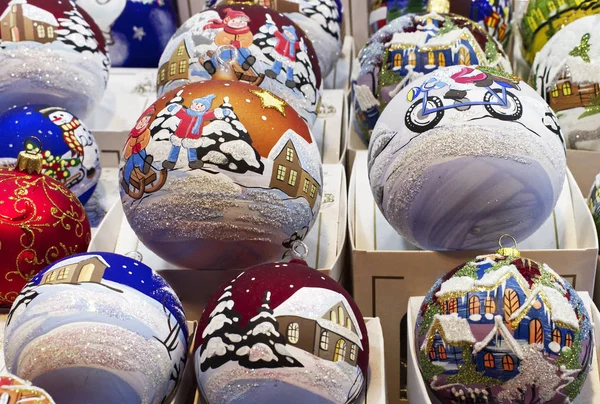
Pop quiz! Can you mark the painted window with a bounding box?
[438,345,447,360]
[562,82,572,96]
[552,328,562,345]
[57,267,69,281]
[448,299,458,314]
[469,296,480,315]
[303,179,310,193]
[551,86,559,97]
[310,184,317,198]
[503,289,520,326]
[428,346,436,360]
[459,47,471,65]
[438,52,446,67]
[320,330,329,350]
[350,344,357,361]
[47,26,54,38]
[529,319,543,344]
[557,0,565,6]
[408,51,416,67]
[37,25,45,38]
[160,69,166,82]
[286,147,294,162]
[330,310,337,323]
[288,170,298,186]
[334,339,347,362]
[48,271,57,282]
[346,318,352,330]
[485,297,496,314]
[276,165,286,181]
[177,45,185,57]
[287,323,299,344]
[179,60,186,74]
[338,306,345,326]
[502,355,514,371]
[394,53,402,67]
[484,353,494,368]
[169,62,176,76]
[428,51,435,65]
[565,332,573,348]
[548,2,556,12]
[78,263,96,282]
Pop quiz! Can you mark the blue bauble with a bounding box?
[0,105,101,205]
[4,252,188,404]
[109,0,178,67]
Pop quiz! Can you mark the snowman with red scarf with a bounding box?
[264,14,307,89]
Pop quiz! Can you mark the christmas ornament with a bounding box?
[0,139,91,307]
[0,0,109,119]
[157,4,322,126]
[520,0,600,64]
[0,374,55,403]
[368,65,567,250]
[0,105,101,205]
[78,0,178,68]
[415,238,593,403]
[531,15,600,151]
[206,0,343,76]
[119,79,323,270]
[369,0,426,34]
[589,174,600,244]
[4,252,188,404]
[353,11,512,144]
[195,259,368,403]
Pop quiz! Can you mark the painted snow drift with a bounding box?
[194,261,369,403]
[415,253,593,404]
[4,252,188,404]
[0,0,109,118]
[206,0,343,76]
[0,105,101,205]
[589,174,600,243]
[368,65,567,251]
[119,80,323,270]
[157,4,322,126]
[353,10,511,144]
[531,15,600,151]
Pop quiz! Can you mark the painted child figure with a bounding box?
[204,8,256,73]
[121,105,156,192]
[264,14,307,89]
[162,95,230,170]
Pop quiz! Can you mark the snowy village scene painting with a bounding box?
[415,254,593,404]
[194,266,368,403]
[119,80,322,269]
[156,4,321,125]
[4,253,188,404]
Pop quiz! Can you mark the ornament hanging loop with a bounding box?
[17,136,44,174]
[290,240,309,261]
[125,250,144,263]
[213,45,239,81]
[427,0,450,13]
[496,234,520,258]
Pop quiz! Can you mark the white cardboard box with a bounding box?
[406,292,600,404]
[349,150,599,403]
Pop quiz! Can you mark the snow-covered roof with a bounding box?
[426,28,471,48]
[44,254,110,272]
[415,12,445,23]
[158,33,193,67]
[387,27,477,52]
[387,31,429,47]
[473,315,524,359]
[435,265,529,298]
[509,285,580,330]
[1,1,59,26]
[273,287,363,349]
[420,313,475,351]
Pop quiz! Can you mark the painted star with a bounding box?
[133,26,146,41]
[249,88,287,116]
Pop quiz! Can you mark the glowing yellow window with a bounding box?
[276,165,286,181]
[438,52,446,66]
[428,51,435,65]
[286,147,294,162]
[551,86,559,97]
[37,25,45,38]
[562,82,572,96]
[288,170,297,186]
[394,53,403,67]
[169,63,176,76]
[177,45,185,57]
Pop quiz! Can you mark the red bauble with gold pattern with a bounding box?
[0,166,91,307]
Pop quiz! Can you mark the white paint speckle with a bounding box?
[261,116,267,121]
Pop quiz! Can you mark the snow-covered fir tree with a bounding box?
[6,281,39,326]
[197,284,243,372]
[236,291,303,369]
[150,90,185,141]
[56,2,103,55]
[301,0,341,41]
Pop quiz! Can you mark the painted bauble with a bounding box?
[4,252,188,404]
[79,0,178,68]
[589,173,600,244]
[0,0,109,119]
[194,260,369,403]
[206,0,342,76]
[531,16,600,151]
[0,105,101,205]
[157,4,322,126]
[0,144,91,307]
[415,249,593,403]
[0,374,55,403]
[368,65,567,250]
[353,11,512,144]
[119,80,323,270]
[520,0,600,64]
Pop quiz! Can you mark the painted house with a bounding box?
[273,287,363,366]
[157,40,191,89]
[548,71,600,112]
[0,0,59,44]
[473,316,523,381]
[269,139,320,208]
[421,313,476,372]
[386,13,483,77]
[40,256,107,286]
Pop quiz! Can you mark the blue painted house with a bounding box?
[421,313,476,373]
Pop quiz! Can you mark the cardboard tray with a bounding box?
[348,150,599,403]
[406,292,600,404]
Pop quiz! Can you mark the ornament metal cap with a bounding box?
[496,234,520,258]
[427,0,450,14]
[16,137,44,174]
